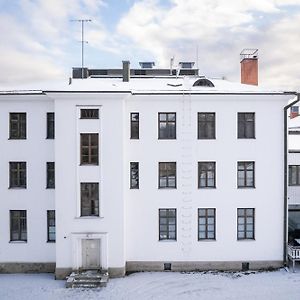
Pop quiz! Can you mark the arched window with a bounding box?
[193,79,214,87]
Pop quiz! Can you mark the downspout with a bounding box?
[283,93,299,265]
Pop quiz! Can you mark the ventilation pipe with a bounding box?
[240,49,258,85]
[122,60,130,82]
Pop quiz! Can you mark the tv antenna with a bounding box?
[70,19,92,79]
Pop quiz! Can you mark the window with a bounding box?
[237,161,255,188]
[46,112,55,139]
[198,162,216,188]
[159,209,176,240]
[9,162,26,188]
[130,113,139,139]
[81,183,99,216]
[46,162,55,189]
[237,208,255,240]
[198,208,216,240]
[130,162,139,189]
[47,210,55,242]
[289,165,300,186]
[10,113,26,139]
[238,113,255,138]
[158,113,176,139]
[80,133,99,165]
[159,162,176,188]
[10,210,27,242]
[80,109,99,119]
[198,113,215,139]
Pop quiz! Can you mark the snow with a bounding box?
[0,269,300,300]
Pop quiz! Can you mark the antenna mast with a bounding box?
[71,19,92,79]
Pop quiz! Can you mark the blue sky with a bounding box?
[1,0,300,89]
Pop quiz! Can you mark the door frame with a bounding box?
[71,233,108,270]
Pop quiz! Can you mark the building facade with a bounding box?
[0,63,296,278]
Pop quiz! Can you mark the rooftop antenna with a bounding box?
[70,19,92,79]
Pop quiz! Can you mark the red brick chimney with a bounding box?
[240,49,258,85]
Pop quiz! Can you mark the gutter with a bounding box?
[283,93,299,265]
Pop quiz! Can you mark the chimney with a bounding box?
[122,60,130,82]
[240,49,258,85]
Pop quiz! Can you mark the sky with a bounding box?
[1,0,300,89]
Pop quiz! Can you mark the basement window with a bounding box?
[193,79,214,87]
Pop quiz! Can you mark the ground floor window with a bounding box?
[198,208,216,240]
[81,183,99,216]
[159,209,176,240]
[288,209,300,242]
[237,208,255,240]
[47,210,55,242]
[10,210,27,242]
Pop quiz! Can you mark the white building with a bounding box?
[0,56,297,279]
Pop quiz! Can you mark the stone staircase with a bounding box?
[66,270,109,288]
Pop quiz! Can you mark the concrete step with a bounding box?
[66,270,109,288]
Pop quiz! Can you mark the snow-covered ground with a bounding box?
[0,269,300,300]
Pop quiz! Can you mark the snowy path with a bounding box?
[0,269,300,300]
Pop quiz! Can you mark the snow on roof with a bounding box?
[0,76,296,95]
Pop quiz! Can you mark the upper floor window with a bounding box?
[46,112,55,139]
[159,162,176,188]
[46,162,55,189]
[198,113,215,139]
[47,210,56,242]
[289,165,300,186]
[9,162,26,188]
[81,183,99,217]
[198,162,216,188]
[130,113,139,139]
[237,208,255,240]
[238,113,255,139]
[80,133,99,165]
[158,113,176,139]
[10,210,27,242]
[237,161,255,188]
[130,162,139,189]
[10,113,26,139]
[159,208,176,240]
[80,109,99,119]
[198,208,216,240]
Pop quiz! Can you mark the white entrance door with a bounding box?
[82,239,101,269]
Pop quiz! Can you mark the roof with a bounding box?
[0,76,297,95]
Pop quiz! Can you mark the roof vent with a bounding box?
[139,62,155,69]
[193,78,214,87]
[179,62,195,69]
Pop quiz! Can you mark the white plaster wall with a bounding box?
[0,95,55,262]
[53,93,127,270]
[125,94,289,262]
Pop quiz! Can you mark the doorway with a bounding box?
[82,239,101,269]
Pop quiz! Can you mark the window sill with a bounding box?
[46,138,55,140]
[237,187,256,189]
[8,138,27,140]
[198,187,216,189]
[79,164,99,166]
[158,239,177,242]
[9,240,27,243]
[47,241,56,243]
[158,187,177,189]
[237,239,255,241]
[237,137,256,139]
[158,138,177,140]
[46,187,55,190]
[75,216,104,219]
[197,138,216,140]
[8,187,27,189]
[198,239,216,242]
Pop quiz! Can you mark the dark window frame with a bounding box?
[289,165,300,186]
[80,182,99,217]
[9,112,26,139]
[159,162,177,189]
[237,208,255,240]
[80,133,99,165]
[158,112,176,140]
[198,162,216,188]
[130,162,139,189]
[9,161,27,189]
[47,210,56,242]
[46,112,55,139]
[130,113,139,139]
[10,210,27,242]
[198,208,216,240]
[238,112,255,139]
[46,162,55,189]
[80,109,99,119]
[237,161,255,188]
[197,112,216,139]
[159,208,177,241]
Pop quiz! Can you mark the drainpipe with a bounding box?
[283,93,299,265]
